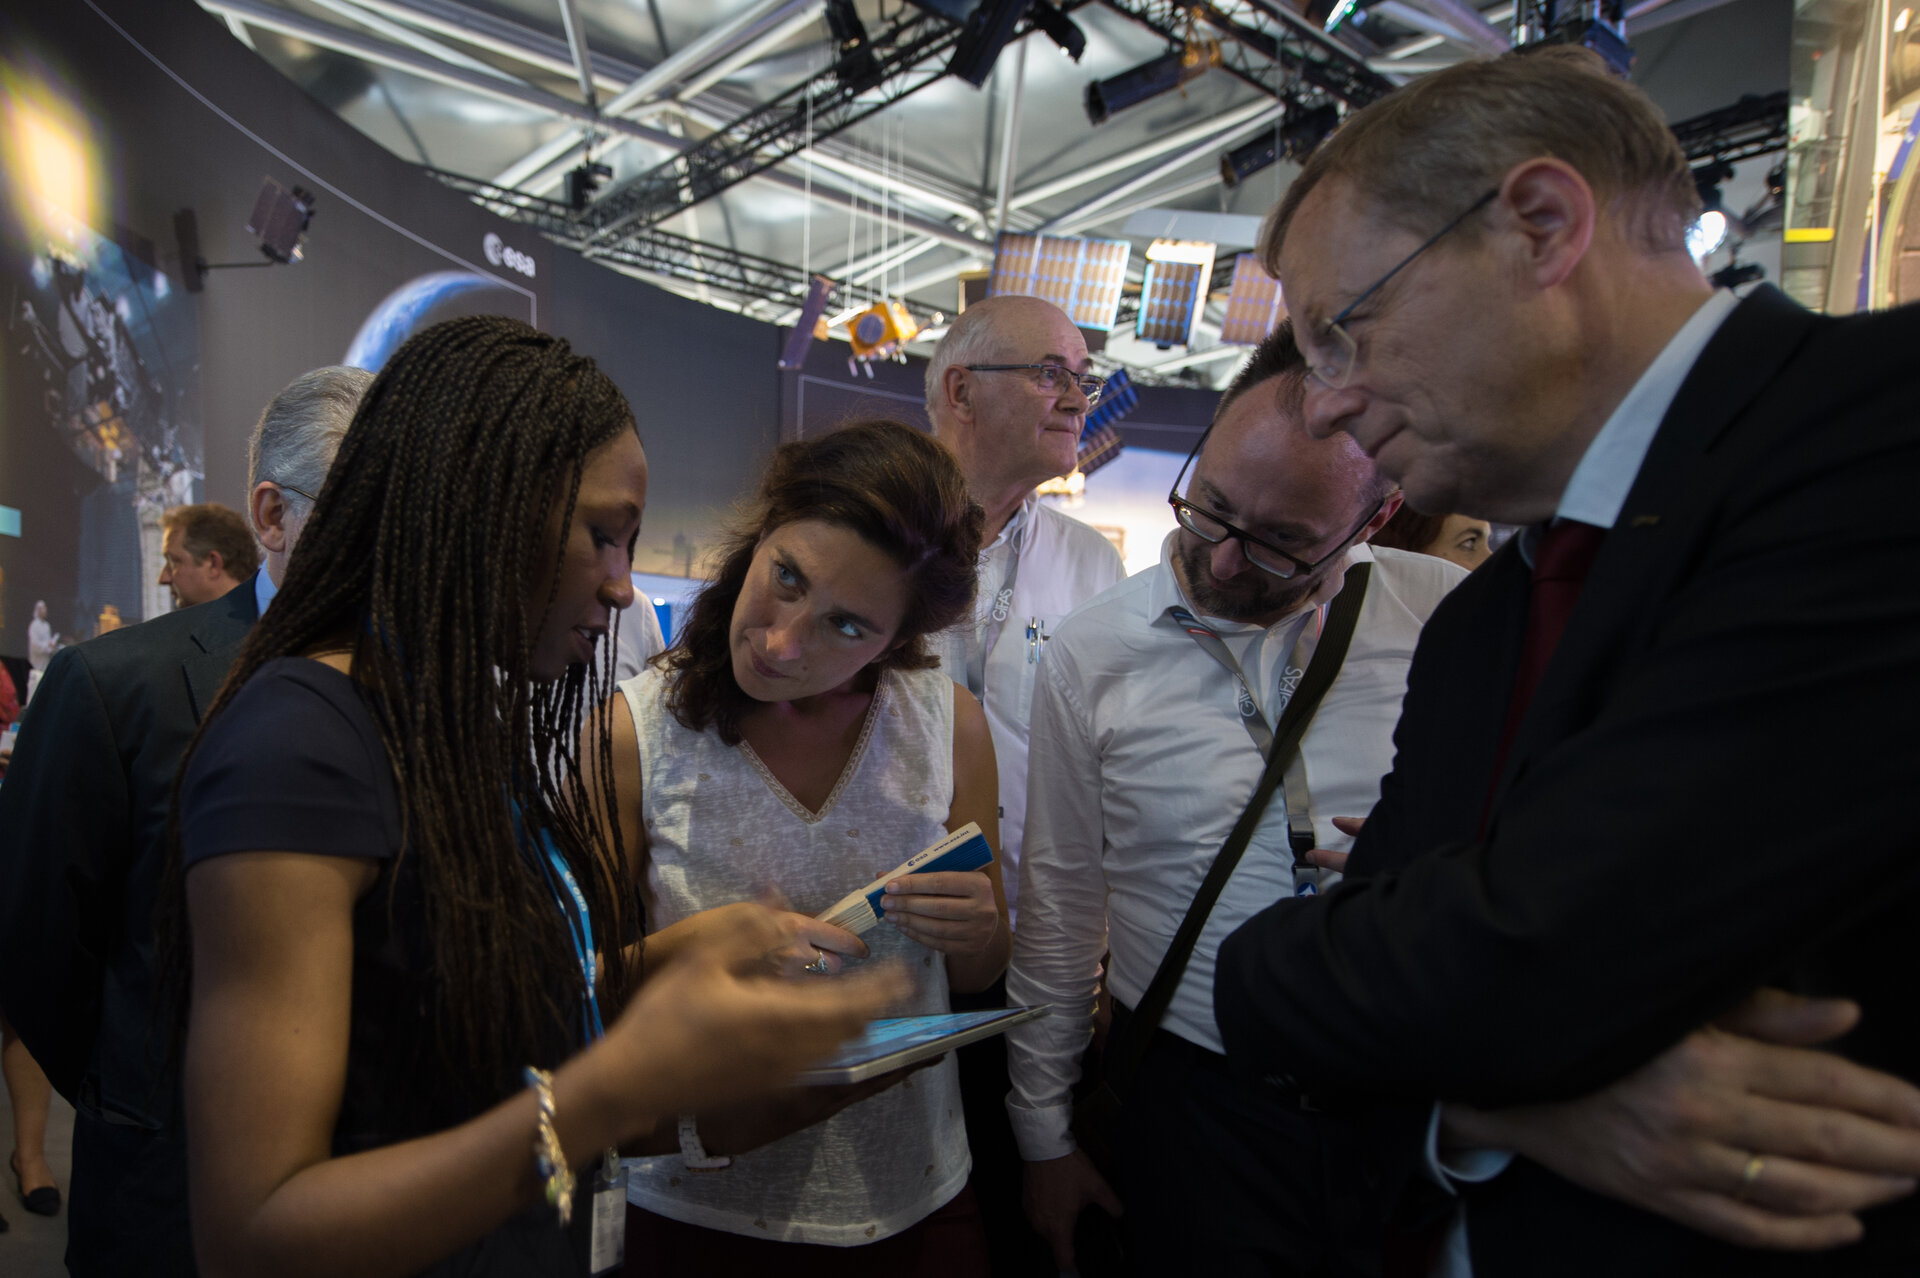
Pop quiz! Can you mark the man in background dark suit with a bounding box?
[0,365,370,1276]
[1213,48,1920,1275]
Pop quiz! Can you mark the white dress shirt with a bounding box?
[1005,537,1463,1161]
[1433,285,1741,1275]
[928,494,1125,927]
[611,597,668,684]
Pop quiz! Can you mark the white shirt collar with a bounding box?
[985,491,1038,555]
[1555,288,1740,530]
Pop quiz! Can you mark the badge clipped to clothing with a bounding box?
[588,1149,627,1276]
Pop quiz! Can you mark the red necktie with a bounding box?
[1482,519,1607,828]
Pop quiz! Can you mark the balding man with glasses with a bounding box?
[924,295,1127,1275]
[1005,321,1462,1275]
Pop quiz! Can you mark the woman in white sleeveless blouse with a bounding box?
[603,421,1010,1275]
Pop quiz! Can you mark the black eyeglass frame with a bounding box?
[273,480,320,503]
[962,362,1106,406]
[1303,186,1500,389]
[1166,425,1386,581]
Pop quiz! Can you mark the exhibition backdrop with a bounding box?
[0,0,1222,663]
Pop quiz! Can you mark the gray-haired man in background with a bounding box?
[0,366,372,1278]
[924,297,1127,1274]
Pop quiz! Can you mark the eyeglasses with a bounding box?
[964,362,1106,407]
[1302,187,1499,390]
[1166,427,1384,581]
[274,481,319,503]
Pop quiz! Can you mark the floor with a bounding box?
[0,1077,73,1276]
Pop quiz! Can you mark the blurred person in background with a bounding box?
[0,365,371,1277]
[158,503,258,609]
[1370,506,1494,571]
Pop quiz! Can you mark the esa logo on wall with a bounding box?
[483,232,536,278]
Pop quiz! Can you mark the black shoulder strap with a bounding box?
[1107,561,1372,1092]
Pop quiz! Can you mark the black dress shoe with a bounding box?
[9,1154,60,1216]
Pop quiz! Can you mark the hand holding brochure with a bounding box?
[814,822,993,935]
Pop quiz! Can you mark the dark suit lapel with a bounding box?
[1487,288,1821,816]
[182,576,262,722]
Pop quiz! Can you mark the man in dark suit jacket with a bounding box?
[1211,48,1920,1274]
[0,365,369,1275]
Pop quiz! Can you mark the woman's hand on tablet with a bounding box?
[589,905,909,1132]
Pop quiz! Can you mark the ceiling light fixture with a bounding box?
[1085,40,1221,126]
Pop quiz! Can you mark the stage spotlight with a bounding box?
[1219,103,1341,187]
[247,177,316,264]
[950,0,1032,85]
[1028,1,1087,61]
[1085,41,1220,126]
[1220,135,1277,189]
[565,160,612,211]
[825,0,882,91]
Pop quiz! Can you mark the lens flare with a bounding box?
[1,58,105,239]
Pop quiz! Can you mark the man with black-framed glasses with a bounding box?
[1007,322,1464,1275]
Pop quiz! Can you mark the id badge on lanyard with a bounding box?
[1169,604,1327,896]
[589,1149,628,1275]
[530,819,628,1267]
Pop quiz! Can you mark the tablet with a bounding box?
[796,1006,1050,1085]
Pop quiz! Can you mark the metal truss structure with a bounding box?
[432,170,826,306]
[1097,0,1395,109]
[1671,90,1790,167]
[572,5,1063,246]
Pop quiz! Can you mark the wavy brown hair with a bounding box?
[663,418,984,745]
[156,315,640,1097]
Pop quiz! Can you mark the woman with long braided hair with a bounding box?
[596,419,1008,1275]
[158,316,906,1278]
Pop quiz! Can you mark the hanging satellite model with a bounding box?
[847,300,920,375]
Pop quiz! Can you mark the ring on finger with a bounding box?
[1737,1153,1765,1200]
[802,947,831,975]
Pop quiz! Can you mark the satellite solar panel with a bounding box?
[987,231,1130,330]
[1218,253,1288,345]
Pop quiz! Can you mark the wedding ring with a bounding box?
[802,948,830,975]
[1737,1153,1766,1199]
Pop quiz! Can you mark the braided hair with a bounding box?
[664,418,984,744]
[158,315,640,1095]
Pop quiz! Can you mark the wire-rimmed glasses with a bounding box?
[1301,187,1499,390]
[963,362,1106,407]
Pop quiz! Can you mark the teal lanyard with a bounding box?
[514,804,606,1042]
